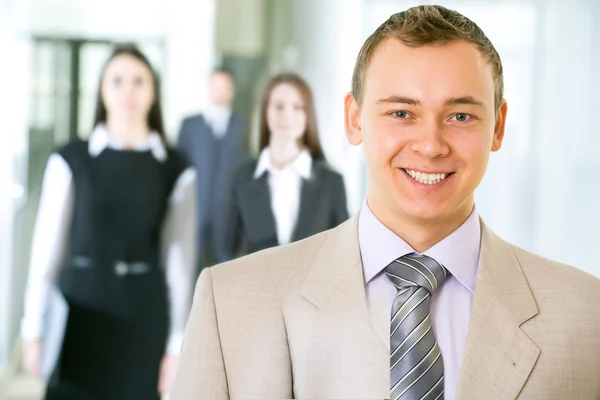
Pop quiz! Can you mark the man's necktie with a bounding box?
[384,253,448,400]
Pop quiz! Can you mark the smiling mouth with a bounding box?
[402,169,454,185]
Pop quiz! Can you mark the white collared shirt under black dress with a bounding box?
[21,124,196,400]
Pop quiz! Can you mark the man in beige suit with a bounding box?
[172,5,600,400]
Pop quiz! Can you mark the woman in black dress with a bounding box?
[21,45,196,399]
[218,73,349,262]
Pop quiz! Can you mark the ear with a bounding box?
[344,92,363,146]
[491,99,508,152]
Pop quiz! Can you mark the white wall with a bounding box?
[0,0,32,370]
[22,0,168,39]
[216,0,266,57]
[287,0,367,215]
[163,0,217,137]
[20,0,216,139]
[530,0,599,276]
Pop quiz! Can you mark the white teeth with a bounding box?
[404,169,451,185]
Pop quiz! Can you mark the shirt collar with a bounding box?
[204,105,232,121]
[88,124,167,162]
[253,146,313,179]
[358,198,480,293]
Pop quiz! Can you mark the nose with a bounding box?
[123,81,136,95]
[409,120,450,159]
[280,106,296,122]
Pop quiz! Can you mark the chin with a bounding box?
[392,196,454,223]
[404,207,449,223]
[117,110,145,120]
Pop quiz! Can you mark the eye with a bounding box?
[452,113,471,122]
[393,111,409,119]
[112,77,122,86]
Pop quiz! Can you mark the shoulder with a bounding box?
[179,114,207,134]
[512,245,600,321]
[55,139,87,156]
[230,112,245,126]
[166,148,190,168]
[312,160,345,185]
[208,227,334,298]
[233,158,259,180]
[54,139,89,165]
[182,114,205,125]
[164,148,193,182]
[513,245,600,293]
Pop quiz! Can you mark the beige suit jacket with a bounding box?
[172,216,600,399]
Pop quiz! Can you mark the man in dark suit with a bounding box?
[177,68,247,277]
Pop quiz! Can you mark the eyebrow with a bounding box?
[376,95,487,109]
[376,96,420,106]
[444,96,487,109]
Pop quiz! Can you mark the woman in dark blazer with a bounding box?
[219,72,349,261]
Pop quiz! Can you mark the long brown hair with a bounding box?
[258,73,325,161]
[93,44,166,143]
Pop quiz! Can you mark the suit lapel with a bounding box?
[456,220,540,399]
[299,215,389,349]
[296,214,542,398]
[292,166,321,241]
[298,215,389,396]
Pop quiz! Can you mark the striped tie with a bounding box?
[385,253,448,400]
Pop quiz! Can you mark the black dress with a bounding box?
[44,140,188,400]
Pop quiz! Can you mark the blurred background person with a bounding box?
[19,45,196,399]
[176,68,247,278]
[219,72,349,261]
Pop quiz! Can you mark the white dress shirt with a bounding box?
[359,199,481,399]
[253,147,312,245]
[21,124,197,356]
[203,105,232,139]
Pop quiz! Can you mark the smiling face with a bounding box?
[345,38,507,229]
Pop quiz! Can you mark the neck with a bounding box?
[209,103,231,110]
[268,137,302,170]
[368,194,474,253]
[105,118,151,148]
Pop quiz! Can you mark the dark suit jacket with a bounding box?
[218,158,349,262]
[176,113,247,266]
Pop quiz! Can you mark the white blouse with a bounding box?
[20,125,197,356]
[253,147,312,245]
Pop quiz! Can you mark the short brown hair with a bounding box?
[351,5,504,110]
[259,73,325,161]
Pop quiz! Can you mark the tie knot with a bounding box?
[384,253,448,293]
